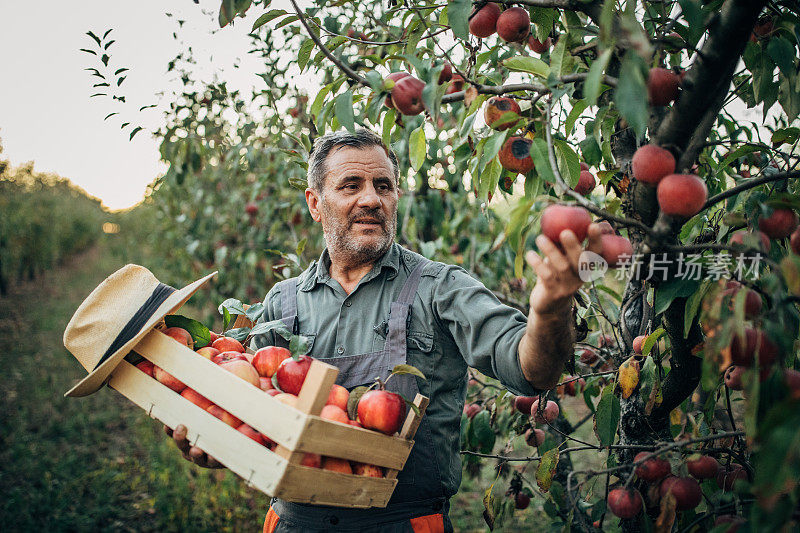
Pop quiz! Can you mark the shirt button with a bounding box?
[337,346,344,354]
[345,301,352,307]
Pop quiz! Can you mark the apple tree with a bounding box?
[84,0,800,529]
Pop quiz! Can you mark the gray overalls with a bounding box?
[266,259,454,532]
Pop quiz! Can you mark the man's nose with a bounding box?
[356,183,381,208]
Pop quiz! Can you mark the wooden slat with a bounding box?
[134,330,306,449]
[384,394,429,481]
[109,360,287,495]
[296,417,412,470]
[273,360,339,466]
[276,464,397,508]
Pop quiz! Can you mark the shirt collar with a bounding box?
[299,243,401,291]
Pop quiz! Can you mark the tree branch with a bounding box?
[703,170,800,210]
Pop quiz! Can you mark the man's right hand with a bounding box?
[164,424,225,469]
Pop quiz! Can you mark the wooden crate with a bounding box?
[107,329,428,508]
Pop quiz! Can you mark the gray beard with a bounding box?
[321,200,397,266]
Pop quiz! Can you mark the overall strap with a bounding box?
[385,259,429,369]
[276,278,298,348]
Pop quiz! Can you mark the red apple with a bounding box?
[607,487,642,519]
[181,388,213,410]
[730,327,778,367]
[498,137,534,174]
[483,97,521,131]
[717,463,747,491]
[219,359,260,388]
[632,335,646,355]
[154,365,186,393]
[258,376,274,391]
[524,428,545,447]
[276,355,314,395]
[208,331,220,344]
[514,396,536,415]
[266,389,281,397]
[212,336,245,353]
[300,453,322,468]
[657,174,708,218]
[463,403,482,419]
[540,204,593,245]
[729,230,771,252]
[207,404,242,428]
[136,360,155,378]
[600,234,634,268]
[348,419,363,428]
[687,454,719,479]
[352,462,384,477]
[785,369,800,400]
[274,392,298,407]
[445,74,464,95]
[647,67,680,106]
[660,476,702,510]
[632,144,676,185]
[212,351,248,365]
[383,72,410,109]
[496,6,530,43]
[634,452,671,481]
[252,346,291,377]
[531,399,559,424]
[321,456,353,474]
[357,390,406,435]
[574,170,596,195]
[245,202,258,216]
[790,227,800,255]
[469,2,501,38]
[237,423,268,446]
[758,208,798,239]
[326,384,349,411]
[437,63,453,84]
[724,365,745,390]
[196,346,221,360]
[527,35,552,53]
[320,405,350,425]
[515,491,531,509]
[162,327,194,349]
[579,348,599,364]
[391,76,425,116]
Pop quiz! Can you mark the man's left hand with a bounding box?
[525,223,605,316]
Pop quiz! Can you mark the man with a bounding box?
[169,129,604,532]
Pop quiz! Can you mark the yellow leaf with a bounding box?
[670,408,682,426]
[618,356,640,399]
[464,85,478,107]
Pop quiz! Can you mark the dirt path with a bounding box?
[0,240,270,532]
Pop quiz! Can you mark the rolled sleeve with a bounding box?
[431,266,543,397]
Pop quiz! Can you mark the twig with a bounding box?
[702,170,800,210]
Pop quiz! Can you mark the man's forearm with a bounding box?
[517,302,576,390]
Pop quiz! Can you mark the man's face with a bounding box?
[306,145,400,264]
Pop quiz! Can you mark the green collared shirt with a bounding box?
[251,243,541,497]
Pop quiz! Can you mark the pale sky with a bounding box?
[0,0,313,211]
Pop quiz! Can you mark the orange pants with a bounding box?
[263,507,445,532]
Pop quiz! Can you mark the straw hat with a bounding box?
[63,264,216,397]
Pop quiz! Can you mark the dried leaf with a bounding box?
[655,491,677,533]
[617,356,640,399]
[464,85,478,107]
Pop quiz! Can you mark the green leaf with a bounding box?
[448,0,470,41]
[223,327,249,342]
[565,101,587,137]
[218,297,247,316]
[614,52,648,138]
[289,334,311,357]
[584,48,612,106]
[529,138,555,184]
[311,83,332,118]
[767,36,795,78]
[554,139,580,189]
[164,314,212,348]
[222,307,231,331]
[249,318,291,339]
[684,281,712,339]
[391,364,427,380]
[245,302,265,322]
[252,9,287,31]
[382,108,395,147]
[129,127,143,140]
[469,410,495,453]
[717,145,761,175]
[641,327,665,357]
[478,158,502,201]
[548,35,568,78]
[771,127,800,147]
[654,278,700,316]
[297,38,315,72]
[409,125,426,171]
[347,385,369,420]
[536,448,560,492]
[594,384,620,446]
[503,56,549,78]
[334,91,355,132]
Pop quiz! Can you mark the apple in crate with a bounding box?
[253,346,291,377]
[237,423,270,447]
[276,355,313,395]
[211,336,245,353]
[136,360,155,378]
[357,390,406,435]
[322,456,353,474]
[352,462,384,478]
[326,384,349,411]
[162,327,194,349]
[320,405,350,424]
[154,365,186,393]
[181,388,213,410]
[206,405,242,427]
[195,346,220,360]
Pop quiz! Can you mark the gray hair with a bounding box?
[307,129,400,192]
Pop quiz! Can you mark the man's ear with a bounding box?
[305,188,322,222]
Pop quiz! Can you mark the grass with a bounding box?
[0,235,610,532]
